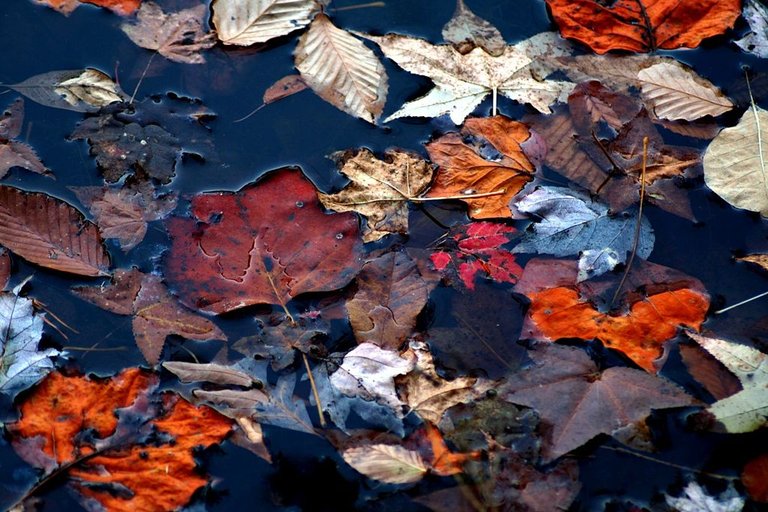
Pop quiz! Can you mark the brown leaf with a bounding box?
[0,99,47,180]
[441,0,505,56]
[743,453,768,503]
[679,343,742,401]
[263,75,308,105]
[233,315,327,371]
[33,0,140,16]
[0,249,9,290]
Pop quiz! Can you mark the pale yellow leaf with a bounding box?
[212,0,318,46]
[342,444,427,484]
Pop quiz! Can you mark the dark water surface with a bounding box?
[1,0,768,510]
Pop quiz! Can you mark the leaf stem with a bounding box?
[745,69,768,205]
[302,353,326,428]
[599,445,737,481]
[715,289,768,314]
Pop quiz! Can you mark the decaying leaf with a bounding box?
[7,69,125,112]
[213,0,319,46]
[165,168,363,314]
[263,75,308,104]
[32,0,140,16]
[342,444,427,484]
[441,0,505,56]
[73,269,227,365]
[318,149,433,242]
[233,314,327,371]
[679,343,742,401]
[704,106,768,217]
[0,98,47,180]
[163,361,257,387]
[0,186,110,276]
[425,115,536,218]
[665,481,745,512]
[501,343,695,461]
[545,0,741,53]
[512,186,654,281]
[0,249,9,290]
[367,31,573,124]
[9,369,232,511]
[736,0,768,58]
[295,14,388,124]
[121,2,216,64]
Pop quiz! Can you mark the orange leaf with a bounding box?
[545,0,741,54]
[10,369,232,511]
[743,453,768,503]
[426,116,534,219]
[421,422,480,476]
[34,0,140,16]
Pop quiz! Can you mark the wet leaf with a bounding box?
[545,0,741,53]
[512,186,654,281]
[742,453,768,503]
[736,0,768,58]
[430,221,521,290]
[441,0,505,56]
[0,249,9,290]
[32,0,140,15]
[425,115,536,218]
[163,361,256,387]
[500,343,695,461]
[73,269,227,365]
[213,0,319,46]
[121,2,216,64]
[347,252,435,350]
[233,315,327,371]
[9,369,232,511]
[165,168,363,314]
[0,186,110,276]
[295,14,388,123]
[366,31,573,124]
[263,75,308,104]
[665,481,744,512]
[8,69,125,112]
[0,99,47,180]
[318,149,433,242]
[679,343,742,401]
[342,444,427,484]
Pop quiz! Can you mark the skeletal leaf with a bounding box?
[7,69,125,112]
[441,0,505,56]
[665,481,745,512]
[342,444,427,484]
[295,14,388,123]
[213,0,319,46]
[736,0,768,58]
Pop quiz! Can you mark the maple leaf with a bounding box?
[121,2,216,64]
[233,314,327,371]
[0,99,47,180]
[500,343,695,461]
[441,0,505,57]
[165,168,363,315]
[425,115,536,219]
[72,269,227,365]
[318,149,434,242]
[9,369,232,511]
[365,31,574,124]
[545,0,741,54]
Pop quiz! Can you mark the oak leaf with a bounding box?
[213,0,319,46]
[0,99,47,180]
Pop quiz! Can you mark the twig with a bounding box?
[129,52,157,105]
[599,445,737,481]
[331,1,386,12]
[715,289,768,314]
[302,353,327,428]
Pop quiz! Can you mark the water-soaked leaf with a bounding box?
[736,0,768,58]
[365,31,573,124]
[121,2,216,64]
[295,14,388,124]
[31,0,140,16]
[347,252,435,350]
[425,116,536,219]
[0,98,47,180]
[342,444,427,484]
[441,0,505,56]
[500,343,695,461]
[512,186,654,281]
[9,368,232,511]
[165,168,363,314]
[213,0,319,46]
[679,343,742,401]
[72,269,227,365]
[665,481,745,512]
[233,315,327,371]
[163,361,256,387]
[430,221,521,290]
[0,186,110,277]
[545,0,741,53]
[318,149,433,242]
[8,69,125,112]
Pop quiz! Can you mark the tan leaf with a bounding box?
[9,69,124,112]
[213,0,318,46]
[163,361,256,387]
[295,14,388,123]
[318,149,433,242]
[121,2,216,64]
[342,444,427,484]
[441,0,505,56]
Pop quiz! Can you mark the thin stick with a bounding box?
[129,52,157,105]
[233,103,266,123]
[599,445,737,481]
[302,353,327,428]
[331,1,385,11]
[715,289,768,314]
[492,86,498,116]
[609,136,648,308]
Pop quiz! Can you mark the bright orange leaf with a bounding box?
[420,422,481,476]
[425,115,535,219]
[33,0,140,16]
[10,368,232,511]
[545,0,741,54]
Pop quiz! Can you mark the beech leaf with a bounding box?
[342,444,427,484]
[213,0,319,46]
[7,69,125,112]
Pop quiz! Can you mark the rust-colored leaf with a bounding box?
[0,186,110,276]
[679,343,742,401]
[743,453,768,503]
[10,368,231,511]
[0,249,9,290]
[545,0,741,54]
[425,116,535,219]
[264,75,308,105]
[165,168,363,314]
[0,98,47,180]
[32,0,140,16]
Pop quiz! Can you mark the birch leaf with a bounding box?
[212,0,319,46]
[704,107,768,216]
[441,0,505,56]
[7,69,125,112]
[295,14,388,124]
[736,0,768,58]
[342,444,427,484]
[366,31,573,125]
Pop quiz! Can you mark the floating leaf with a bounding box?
[441,0,505,56]
[0,98,47,180]
[7,69,125,112]
[342,444,427,484]
[234,314,326,371]
[31,0,140,16]
[213,0,318,46]
[163,361,256,387]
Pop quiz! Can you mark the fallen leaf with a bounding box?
[0,98,47,180]
[233,315,327,371]
[515,258,710,373]
[704,106,768,216]
[73,269,227,365]
[512,186,654,281]
[416,422,481,476]
[8,69,125,112]
[0,249,9,290]
[430,221,521,290]
[0,186,110,276]
[263,75,308,105]
[295,14,388,123]
[736,0,768,58]
[679,343,742,401]
[500,343,695,461]
[545,0,741,53]
[163,361,257,387]
[165,168,363,314]
[441,0,505,56]
[347,252,434,350]
[425,115,536,218]
[318,149,434,242]
[213,0,318,46]
[665,481,744,512]
[121,2,216,64]
[10,369,232,511]
[366,31,573,124]
[71,184,177,251]
[342,444,427,484]
[742,453,768,502]
[32,0,140,16]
